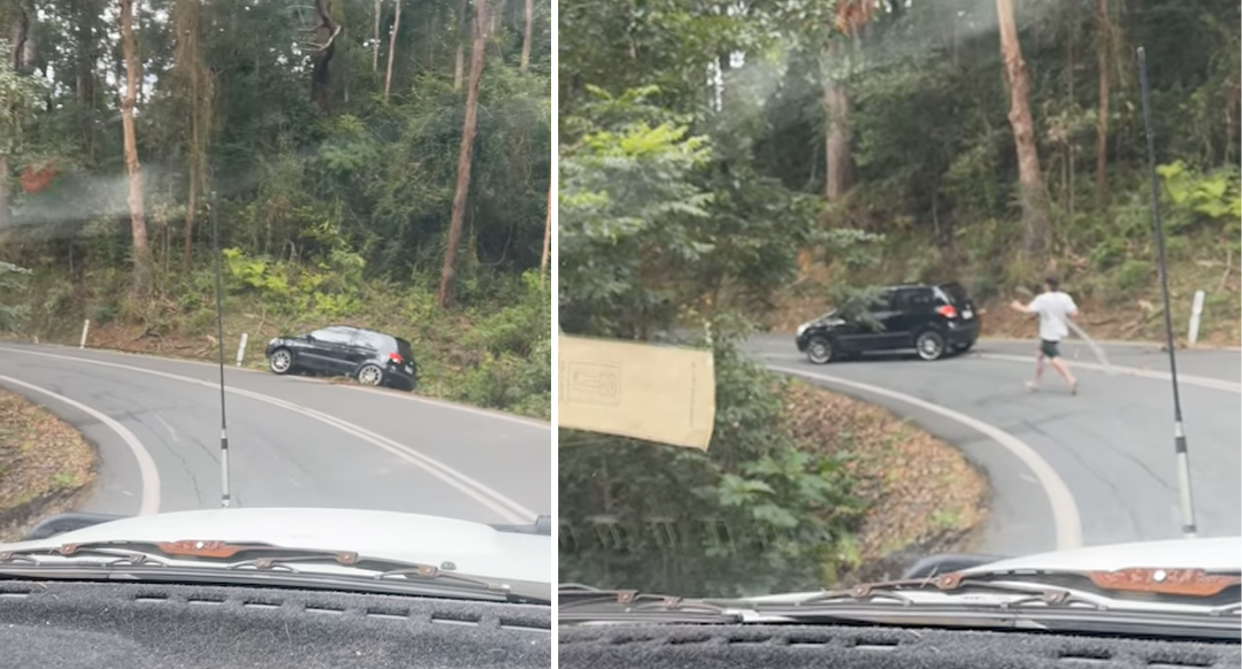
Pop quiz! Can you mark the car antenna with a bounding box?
[210,189,233,509]
[1138,46,1196,538]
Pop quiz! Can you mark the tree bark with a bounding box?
[823,80,852,200]
[120,0,151,295]
[995,0,1050,257]
[822,39,852,201]
[1094,0,1110,210]
[310,0,339,113]
[437,0,488,308]
[384,0,400,102]
[540,177,550,288]
[453,0,466,90]
[520,0,532,73]
[372,0,381,72]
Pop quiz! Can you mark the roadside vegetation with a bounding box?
[0,389,96,542]
[0,0,551,420]
[559,0,1237,596]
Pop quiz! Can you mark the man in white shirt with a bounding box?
[1009,277,1079,395]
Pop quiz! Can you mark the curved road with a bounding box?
[748,335,1241,557]
[0,343,550,525]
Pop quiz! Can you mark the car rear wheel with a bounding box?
[915,330,946,361]
[269,348,294,374]
[806,336,834,364]
[357,364,384,386]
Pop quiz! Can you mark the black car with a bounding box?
[795,282,980,364]
[264,325,418,391]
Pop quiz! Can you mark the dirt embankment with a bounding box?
[783,381,989,584]
[0,389,97,542]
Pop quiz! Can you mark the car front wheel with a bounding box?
[269,348,294,374]
[806,336,834,364]
[915,330,946,361]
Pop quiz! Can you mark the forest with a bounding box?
[558,0,1240,595]
[0,0,552,419]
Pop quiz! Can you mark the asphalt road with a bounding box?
[0,343,551,526]
[746,334,1241,558]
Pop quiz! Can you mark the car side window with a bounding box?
[904,290,935,310]
[310,329,353,345]
[351,332,383,352]
[868,294,893,312]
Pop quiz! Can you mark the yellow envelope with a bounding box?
[557,334,715,450]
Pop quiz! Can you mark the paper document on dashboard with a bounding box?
[557,335,715,451]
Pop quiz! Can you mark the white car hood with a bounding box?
[744,536,1241,605]
[0,507,550,585]
[956,535,1242,575]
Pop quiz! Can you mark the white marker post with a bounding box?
[235,333,249,367]
[79,319,90,349]
[1187,290,1205,348]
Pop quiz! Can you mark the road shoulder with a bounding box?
[0,388,97,542]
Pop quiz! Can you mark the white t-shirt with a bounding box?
[1028,291,1078,342]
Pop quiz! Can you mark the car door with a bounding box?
[890,288,937,348]
[864,290,905,350]
[304,328,356,375]
[346,330,383,373]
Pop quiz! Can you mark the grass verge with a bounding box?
[0,389,97,542]
[783,380,988,584]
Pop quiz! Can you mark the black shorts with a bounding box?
[1039,339,1061,359]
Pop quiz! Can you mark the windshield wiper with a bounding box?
[558,584,740,624]
[0,540,551,605]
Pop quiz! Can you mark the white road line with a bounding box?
[977,352,1241,393]
[18,342,551,430]
[0,374,161,516]
[767,364,1084,551]
[0,347,534,524]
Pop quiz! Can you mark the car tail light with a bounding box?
[388,352,403,364]
[937,305,958,319]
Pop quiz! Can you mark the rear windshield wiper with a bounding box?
[0,540,550,604]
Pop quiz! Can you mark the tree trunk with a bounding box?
[372,0,381,72]
[822,40,852,201]
[0,157,9,233]
[823,81,852,200]
[995,0,1050,257]
[437,0,488,308]
[120,0,151,295]
[540,177,550,288]
[453,0,466,90]
[384,0,401,102]
[1094,0,1110,210]
[520,0,532,73]
[310,0,339,113]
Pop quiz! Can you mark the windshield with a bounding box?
[0,0,552,602]
[558,0,1241,625]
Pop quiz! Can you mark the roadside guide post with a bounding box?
[1187,290,1205,348]
[236,332,249,367]
[79,319,89,349]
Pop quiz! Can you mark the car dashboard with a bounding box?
[559,623,1241,669]
[0,579,550,668]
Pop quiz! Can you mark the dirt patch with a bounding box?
[0,389,98,542]
[783,381,989,584]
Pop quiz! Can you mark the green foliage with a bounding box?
[559,336,862,597]
[0,261,32,331]
[0,0,551,421]
[559,86,866,595]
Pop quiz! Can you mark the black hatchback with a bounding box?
[795,282,980,364]
[264,325,418,391]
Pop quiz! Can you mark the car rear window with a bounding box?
[938,282,971,305]
[395,338,414,361]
